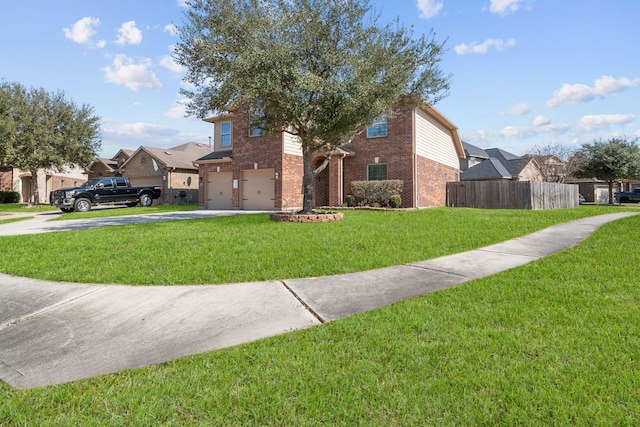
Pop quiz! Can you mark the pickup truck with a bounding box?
[50,177,162,212]
[614,188,640,203]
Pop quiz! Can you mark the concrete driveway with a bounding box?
[0,210,637,389]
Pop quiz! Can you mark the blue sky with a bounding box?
[1,0,638,158]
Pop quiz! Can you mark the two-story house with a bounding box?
[194,103,465,210]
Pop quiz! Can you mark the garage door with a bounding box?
[128,176,163,187]
[241,169,275,210]
[207,172,233,209]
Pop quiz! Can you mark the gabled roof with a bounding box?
[462,141,489,159]
[90,157,118,171]
[461,157,512,180]
[461,147,539,181]
[485,148,521,162]
[123,142,213,170]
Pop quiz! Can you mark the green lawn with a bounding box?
[1,209,639,425]
[0,205,635,285]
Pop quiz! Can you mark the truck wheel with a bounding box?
[74,198,92,212]
[139,194,153,207]
[60,208,74,213]
[620,197,629,203]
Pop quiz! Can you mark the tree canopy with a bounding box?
[574,136,640,204]
[0,81,101,203]
[174,0,450,212]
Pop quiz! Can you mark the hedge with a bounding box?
[350,180,403,207]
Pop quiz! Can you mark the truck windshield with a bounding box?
[79,179,105,188]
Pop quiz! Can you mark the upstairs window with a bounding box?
[367,164,387,181]
[249,102,266,137]
[220,121,232,146]
[367,114,387,138]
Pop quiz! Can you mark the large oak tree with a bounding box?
[0,81,101,204]
[574,137,640,204]
[175,0,450,212]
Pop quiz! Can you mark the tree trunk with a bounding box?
[301,148,314,213]
[30,167,41,205]
[608,180,614,205]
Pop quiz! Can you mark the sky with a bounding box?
[1,0,638,158]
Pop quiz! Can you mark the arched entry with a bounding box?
[313,157,330,208]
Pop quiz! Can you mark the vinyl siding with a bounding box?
[283,131,303,156]
[415,108,459,169]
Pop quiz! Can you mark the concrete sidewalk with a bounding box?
[0,211,637,389]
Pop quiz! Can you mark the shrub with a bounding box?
[389,194,402,208]
[345,194,356,207]
[351,180,403,207]
[0,191,20,204]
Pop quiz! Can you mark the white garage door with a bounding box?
[207,172,233,209]
[241,169,275,210]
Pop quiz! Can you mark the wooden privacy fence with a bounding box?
[447,181,579,210]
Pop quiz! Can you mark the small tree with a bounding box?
[175,0,450,212]
[0,81,101,204]
[526,142,579,182]
[574,137,640,205]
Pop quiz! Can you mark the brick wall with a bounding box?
[343,104,415,208]
[0,168,12,191]
[416,155,459,207]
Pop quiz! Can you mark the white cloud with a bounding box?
[105,122,180,139]
[63,17,104,46]
[546,75,640,108]
[454,38,516,55]
[102,54,162,91]
[115,21,143,45]
[164,23,178,36]
[164,99,190,119]
[499,123,570,139]
[576,114,636,132]
[533,115,551,126]
[417,0,443,19]
[177,0,189,7]
[502,101,531,116]
[160,55,184,74]
[489,0,524,16]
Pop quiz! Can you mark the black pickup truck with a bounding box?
[50,177,162,212]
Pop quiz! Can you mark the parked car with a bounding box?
[579,193,585,204]
[50,177,162,212]
[614,188,640,203]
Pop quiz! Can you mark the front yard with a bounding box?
[1,207,639,425]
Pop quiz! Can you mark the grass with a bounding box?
[0,205,635,285]
[1,212,639,425]
[0,203,56,213]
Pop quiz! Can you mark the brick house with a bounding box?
[88,149,134,180]
[0,165,87,204]
[88,143,212,205]
[194,103,464,210]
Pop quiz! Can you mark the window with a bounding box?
[367,114,387,138]
[249,103,266,137]
[367,164,387,181]
[220,121,232,146]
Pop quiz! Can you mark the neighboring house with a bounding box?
[521,154,567,182]
[88,149,134,180]
[194,103,465,210]
[460,141,489,171]
[0,165,87,204]
[460,143,543,182]
[121,142,212,205]
[564,178,611,203]
[88,143,212,205]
